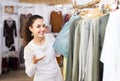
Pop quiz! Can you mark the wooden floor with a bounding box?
[0,66,63,81]
[0,69,33,81]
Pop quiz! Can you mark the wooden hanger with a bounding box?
[8,16,13,20]
[80,8,104,18]
[89,8,104,18]
[73,0,101,9]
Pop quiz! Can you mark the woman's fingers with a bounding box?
[35,55,46,61]
[32,55,46,64]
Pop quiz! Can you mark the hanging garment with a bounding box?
[0,25,2,75]
[71,18,84,81]
[101,9,120,81]
[98,13,109,81]
[79,13,109,81]
[53,15,80,57]
[63,56,67,80]
[65,17,81,81]
[2,57,9,74]
[52,15,80,80]
[64,14,71,24]
[84,17,100,81]
[20,13,32,38]
[79,18,91,81]
[9,56,19,70]
[19,45,24,63]
[3,19,17,48]
[50,11,63,32]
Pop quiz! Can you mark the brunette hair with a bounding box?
[23,15,43,46]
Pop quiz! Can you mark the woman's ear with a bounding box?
[29,26,32,32]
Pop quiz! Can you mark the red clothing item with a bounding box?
[64,14,71,24]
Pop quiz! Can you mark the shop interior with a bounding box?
[0,0,120,81]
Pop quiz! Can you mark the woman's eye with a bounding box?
[43,24,46,27]
[37,25,41,28]
[36,24,45,28]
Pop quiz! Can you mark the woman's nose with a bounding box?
[40,26,45,31]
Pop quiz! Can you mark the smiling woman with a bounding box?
[23,15,63,81]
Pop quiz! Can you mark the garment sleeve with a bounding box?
[24,46,37,77]
[13,20,17,37]
[3,20,6,37]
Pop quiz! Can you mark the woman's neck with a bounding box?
[33,36,45,45]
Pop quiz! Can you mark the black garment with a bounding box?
[19,45,24,63]
[9,57,19,70]
[9,45,16,51]
[2,57,9,74]
[3,19,17,48]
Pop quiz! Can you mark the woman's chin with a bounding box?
[39,34,45,37]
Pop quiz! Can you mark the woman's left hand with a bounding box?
[32,55,46,64]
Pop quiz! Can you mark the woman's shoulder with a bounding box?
[24,41,35,57]
[45,33,55,44]
[45,33,54,37]
[24,41,33,51]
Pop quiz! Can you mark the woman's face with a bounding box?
[29,18,46,38]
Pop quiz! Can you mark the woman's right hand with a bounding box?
[32,55,46,64]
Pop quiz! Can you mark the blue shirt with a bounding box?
[53,15,80,57]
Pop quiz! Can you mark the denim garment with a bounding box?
[53,15,80,57]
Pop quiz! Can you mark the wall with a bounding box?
[19,0,72,4]
[0,0,73,66]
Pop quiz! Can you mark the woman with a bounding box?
[23,15,63,81]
